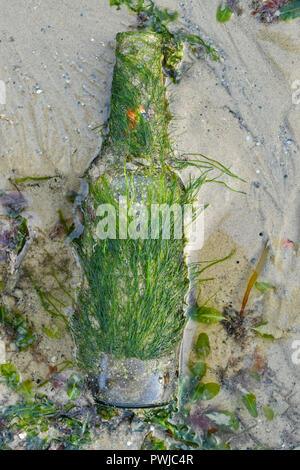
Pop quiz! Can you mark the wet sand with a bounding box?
[0,0,300,449]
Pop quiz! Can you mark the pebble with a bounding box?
[2,295,16,310]
[13,288,23,300]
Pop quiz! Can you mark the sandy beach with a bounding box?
[0,0,300,449]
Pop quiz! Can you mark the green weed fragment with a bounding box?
[189,305,225,324]
[0,364,93,450]
[195,333,210,359]
[142,432,167,450]
[242,393,258,418]
[202,433,230,450]
[13,176,55,184]
[0,305,36,351]
[189,360,207,380]
[263,406,274,421]
[252,322,275,339]
[280,0,300,20]
[206,410,239,431]
[27,273,69,328]
[144,403,202,449]
[97,404,119,420]
[17,379,34,401]
[14,216,29,254]
[255,281,275,293]
[43,323,62,339]
[66,373,84,401]
[58,210,74,236]
[37,360,73,388]
[0,363,20,390]
[216,5,234,23]
[193,383,220,401]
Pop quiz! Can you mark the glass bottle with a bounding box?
[71,31,189,408]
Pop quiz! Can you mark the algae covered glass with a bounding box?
[71,31,190,407]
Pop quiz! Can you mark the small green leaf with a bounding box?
[142,432,167,450]
[252,322,275,339]
[255,281,275,293]
[43,323,62,339]
[242,393,258,418]
[194,382,220,401]
[189,305,225,324]
[216,5,233,23]
[189,360,207,380]
[0,363,20,390]
[195,333,210,359]
[206,410,240,431]
[97,404,118,420]
[263,406,274,421]
[66,373,83,401]
[14,176,54,184]
[280,0,300,21]
[17,379,34,400]
[14,216,29,254]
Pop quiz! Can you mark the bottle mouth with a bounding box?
[89,351,179,409]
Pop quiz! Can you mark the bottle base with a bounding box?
[89,351,178,408]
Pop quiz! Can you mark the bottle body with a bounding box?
[72,32,188,408]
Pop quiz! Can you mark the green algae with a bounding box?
[110,0,219,79]
[104,32,170,159]
[0,305,36,351]
[72,171,189,365]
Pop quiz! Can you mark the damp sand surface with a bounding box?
[0,0,300,449]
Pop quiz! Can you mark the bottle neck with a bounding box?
[103,31,171,162]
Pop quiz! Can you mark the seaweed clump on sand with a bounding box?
[251,0,290,22]
[0,191,30,279]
